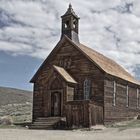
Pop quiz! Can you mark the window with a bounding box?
[67,86,74,101]
[113,81,116,106]
[84,78,91,100]
[59,57,72,69]
[64,20,69,29]
[126,85,129,107]
[73,19,76,28]
[137,88,139,108]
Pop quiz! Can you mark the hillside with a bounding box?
[0,86,32,123]
[0,86,32,106]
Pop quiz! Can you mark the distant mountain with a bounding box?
[0,86,32,123]
[0,86,32,106]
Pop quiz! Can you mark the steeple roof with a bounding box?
[61,4,79,19]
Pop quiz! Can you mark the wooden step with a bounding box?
[33,121,58,124]
[35,119,60,122]
[29,117,63,130]
[29,125,53,130]
[36,117,61,121]
[33,123,58,126]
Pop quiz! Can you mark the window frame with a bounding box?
[84,78,91,100]
[67,86,74,101]
[126,85,129,107]
[113,81,116,106]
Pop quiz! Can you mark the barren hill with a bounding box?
[0,86,32,106]
[0,86,32,123]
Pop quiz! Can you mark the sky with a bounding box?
[0,0,140,90]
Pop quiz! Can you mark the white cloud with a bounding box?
[0,0,140,77]
[0,40,32,53]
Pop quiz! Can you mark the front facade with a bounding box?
[30,4,140,128]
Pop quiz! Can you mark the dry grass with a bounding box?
[0,86,32,124]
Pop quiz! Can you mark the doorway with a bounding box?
[51,91,61,116]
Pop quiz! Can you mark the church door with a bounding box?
[51,91,61,116]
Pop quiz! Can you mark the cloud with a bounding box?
[0,0,140,77]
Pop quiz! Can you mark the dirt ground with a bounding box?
[0,127,140,140]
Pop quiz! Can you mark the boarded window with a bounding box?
[59,56,72,69]
[67,86,74,101]
[84,78,91,100]
[113,81,116,106]
[137,88,139,108]
[126,85,129,107]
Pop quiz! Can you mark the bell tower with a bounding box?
[61,4,80,43]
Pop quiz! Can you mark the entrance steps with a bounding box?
[29,117,65,129]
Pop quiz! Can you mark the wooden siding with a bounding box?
[66,101,89,127]
[43,73,66,117]
[89,102,103,125]
[104,77,140,124]
[36,41,104,102]
[32,83,44,121]
[66,101,103,127]
[32,41,104,122]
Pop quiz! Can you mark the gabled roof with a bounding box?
[30,35,140,86]
[30,37,65,83]
[77,43,140,85]
[53,65,77,84]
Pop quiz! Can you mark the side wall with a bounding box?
[32,83,44,121]
[104,77,140,124]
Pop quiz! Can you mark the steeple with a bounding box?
[61,4,80,44]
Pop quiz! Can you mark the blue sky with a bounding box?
[0,0,140,90]
[0,51,42,90]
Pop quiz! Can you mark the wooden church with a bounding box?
[30,4,140,129]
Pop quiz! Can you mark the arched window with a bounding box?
[73,19,76,28]
[84,78,91,100]
[64,20,69,29]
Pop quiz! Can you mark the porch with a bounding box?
[31,100,103,129]
[65,100,103,128]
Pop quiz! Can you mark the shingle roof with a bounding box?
[53,65,77,84]
[76,43,140,85]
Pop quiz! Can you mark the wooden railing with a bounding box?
[65,100,103,128]
[65,100,90,127]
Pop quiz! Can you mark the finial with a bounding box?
[61,3,79,19]
[69,3,72,9]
